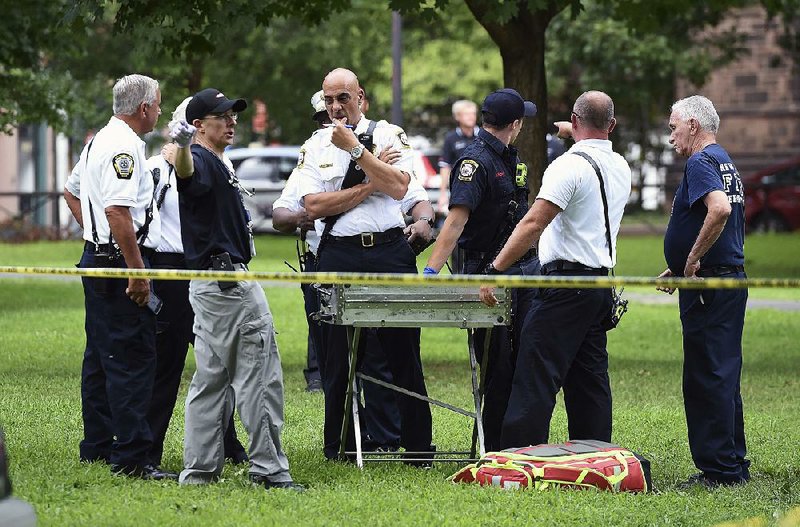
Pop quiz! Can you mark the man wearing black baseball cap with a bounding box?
[424,87,539,451]
[169,88,303,491]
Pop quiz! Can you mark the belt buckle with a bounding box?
[361,232,375,248]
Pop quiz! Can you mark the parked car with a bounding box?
[227,146,301,232]
[743,156,800,232]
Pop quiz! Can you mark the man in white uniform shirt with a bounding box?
[480,90,631,449]
[63,73,175,480]
[296,68,434,464]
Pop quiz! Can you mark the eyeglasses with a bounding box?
[571,110,583,121]
[323,93,352,106]
[206,112,238,123]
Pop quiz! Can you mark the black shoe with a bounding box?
[225,450,250,465]
[403,444,436,469]
[111,464,179,481]
[305,379,323,393]
[676,472,745,490]
[249,474,306,492]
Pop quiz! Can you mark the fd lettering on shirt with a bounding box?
[112,153,135,180]
[459,160,479,182]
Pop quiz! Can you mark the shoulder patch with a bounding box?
[458,159,479,182]
[112,153,135,180]
[297,149,305,168]
[397,131,410,148]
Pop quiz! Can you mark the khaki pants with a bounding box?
[180,280,291,483]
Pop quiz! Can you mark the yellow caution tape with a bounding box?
[1,266,799,290]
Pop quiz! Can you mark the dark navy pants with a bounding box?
[463,255,539,452]
[147,253,246,466]
[316,237,431,459]
[79,248,155,468]
[500,270,613,449]
[304,250,401,450]
[679,274,749,483]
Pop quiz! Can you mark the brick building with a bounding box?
[674,6,800,179]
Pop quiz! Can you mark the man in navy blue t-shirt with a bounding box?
[659,95,749,489]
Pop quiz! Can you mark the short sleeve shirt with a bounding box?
[177,145,252,269]
[70,117,160,249]
[440,127,479,168]
[296,116,416,237]
[536,139,632,268]
[147,155,183,254]
[448,128,529,251]
[663,144,745,274]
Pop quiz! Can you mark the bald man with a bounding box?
[481,91,632,449]
[296,68,434,465]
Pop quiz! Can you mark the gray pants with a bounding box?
[180,280,291,483]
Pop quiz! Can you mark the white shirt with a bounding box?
[146,155,183,253]
[536,139,631,268]
[66,117,160,249]
[297,116,417,237]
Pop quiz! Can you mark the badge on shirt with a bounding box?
[112,153,135,180]
[397,131,410,148]
[297,149,305,168]
[458,160,479,182]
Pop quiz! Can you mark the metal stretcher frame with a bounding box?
[315,284,511,468]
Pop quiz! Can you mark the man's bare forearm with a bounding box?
[357,150,409,200]
[272,207,303,233]
[426,206,469,272]
[106,206,145,269]
[64,189,83,228]
[174,145,194,179]
[304,184,373,219]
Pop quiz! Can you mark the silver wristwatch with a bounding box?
[350,143,365,161]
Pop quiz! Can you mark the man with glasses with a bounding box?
[169,88,303,491]
[480,91,631,449]
[297,68,434,465]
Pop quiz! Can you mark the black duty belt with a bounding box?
[151,252,186,268]
[328,227,404,248]
[84,241,155,260]
[542,259,608,275]
[206,262,249,271]
[697,265,744,277]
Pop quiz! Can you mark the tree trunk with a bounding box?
[465,0,572,193]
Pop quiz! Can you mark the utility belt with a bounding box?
[151,252,186,268]
[84,241,155,262]
[541,259,608,276]
[697,264,744,277]
[328,227,404,248]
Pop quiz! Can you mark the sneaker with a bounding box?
[676,472,746,490]
[111,464,178,481]
[305,379,323,393]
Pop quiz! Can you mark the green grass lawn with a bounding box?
[1,234,799,526]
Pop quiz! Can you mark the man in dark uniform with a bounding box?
[63,73,176,480]
[297,68,433,464]
[171,88,301,490]
[438,100,479,213]
[658,95,749,488]
[145,97,247,468]
[424,88,539,451]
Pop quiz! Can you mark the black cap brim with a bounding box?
[210,98,247,115]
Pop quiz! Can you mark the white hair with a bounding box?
[451,99,477,119]
[671,95,720,134]
[112,74,159,116]
[168,97,193,129]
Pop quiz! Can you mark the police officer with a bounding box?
[297,68,433,464]
[659,95,749,488]
[480,90,631,449]
[425,88,539,451]
[145,97,247,468]
[438,100,480,212]
[63,74,176,480]
[171,88,302,490]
